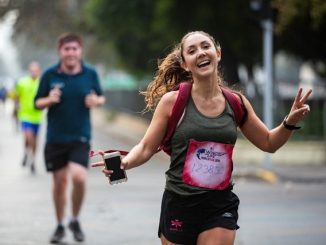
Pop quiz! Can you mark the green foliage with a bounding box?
[279,99,325,140]
[12,1,83,48]
[84,0,158,77]
[273,0,326,77]
[84,0,262,80]
[3,0,325,81]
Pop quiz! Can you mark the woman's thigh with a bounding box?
[197,227,236,245]
[160,233,182,245]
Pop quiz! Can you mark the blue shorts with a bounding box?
[21,121,40,136]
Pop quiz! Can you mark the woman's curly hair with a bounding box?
[141,31,223,112]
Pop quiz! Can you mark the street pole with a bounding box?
[262,18,273,168]
[324,101,326,161]
[250,0,274,168]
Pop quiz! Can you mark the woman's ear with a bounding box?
[216,47,222,62]
[181,62,189,72]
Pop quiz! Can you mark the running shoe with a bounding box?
[50,225,65,243]
[68,220,85,242]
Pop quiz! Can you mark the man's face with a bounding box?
[58,41,83,69]
[29,63,41,79]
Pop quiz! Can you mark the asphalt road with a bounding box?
[1,105,326,245]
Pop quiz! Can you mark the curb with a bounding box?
[255,169,279,183]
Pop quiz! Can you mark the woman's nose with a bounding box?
[197,48,206,57]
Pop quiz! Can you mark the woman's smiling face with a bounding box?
[181,32,221,79]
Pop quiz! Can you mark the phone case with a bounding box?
[103,151,128,185]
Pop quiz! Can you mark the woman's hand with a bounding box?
[286,88,312,125]
[91,150,128,178]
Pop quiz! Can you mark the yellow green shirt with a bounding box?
[15,76,42,124]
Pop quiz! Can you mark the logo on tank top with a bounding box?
[183,140,234,190]
[196,147,226,162]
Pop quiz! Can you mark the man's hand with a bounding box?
[85,90,99,108]
[48,87,61,104]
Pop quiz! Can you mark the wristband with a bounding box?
[283,116,301,130]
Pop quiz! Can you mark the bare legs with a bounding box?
[53,166,68,223]
[160,233,182,245]
[70,163,87,217]
[160,227,236,245]
[197,227,236,245]
[23,130,37,171]
[52,162,87,224]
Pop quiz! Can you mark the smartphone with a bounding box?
[103,151,127,185]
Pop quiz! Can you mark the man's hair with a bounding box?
[57,33,82,48]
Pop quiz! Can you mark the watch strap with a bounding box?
[283,116,301,130]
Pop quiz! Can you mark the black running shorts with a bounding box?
[44,141,90,172]
[158,189,240,245]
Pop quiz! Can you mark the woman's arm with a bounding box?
[122,91,177,170]
[240,88,312,153]
[91,90,179,173]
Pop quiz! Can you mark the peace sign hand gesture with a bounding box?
[286,88,313,125]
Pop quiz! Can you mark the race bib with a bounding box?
[182,139,234,190]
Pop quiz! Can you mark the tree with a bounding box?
[84,0,158,77]
[11,0,84,47]
[84,0,262,83]
[273,0,326,77]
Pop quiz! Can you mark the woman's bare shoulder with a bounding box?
[160,90,179,106]
[156,90,179,117]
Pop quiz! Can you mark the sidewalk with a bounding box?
[1,104,326,245]
[0,102,166,245]
[92,108,326,184]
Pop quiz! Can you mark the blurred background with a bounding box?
[1,0,325,142]
[1,1,326,244]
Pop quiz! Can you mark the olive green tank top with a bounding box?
[165,95,238,196]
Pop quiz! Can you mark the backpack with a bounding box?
[158,81,247,156]
[92,81,247,157]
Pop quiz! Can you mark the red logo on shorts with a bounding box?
[170,219,183,232]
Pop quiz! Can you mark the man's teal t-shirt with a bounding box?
[34,63,103,144]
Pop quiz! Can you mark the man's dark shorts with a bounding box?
[158,189,240,245]
[44,141,90,172]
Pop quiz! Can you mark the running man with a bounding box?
[34,33,106,243]
[15,61,43,173]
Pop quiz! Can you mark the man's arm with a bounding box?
[85,70,106,108]
[35,86,61,109]
[84,90,106,108]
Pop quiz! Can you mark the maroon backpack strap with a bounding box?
[221,87,247,127]
[103,150,129,156]
[89,149,129,158]
[158,81,192,154]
